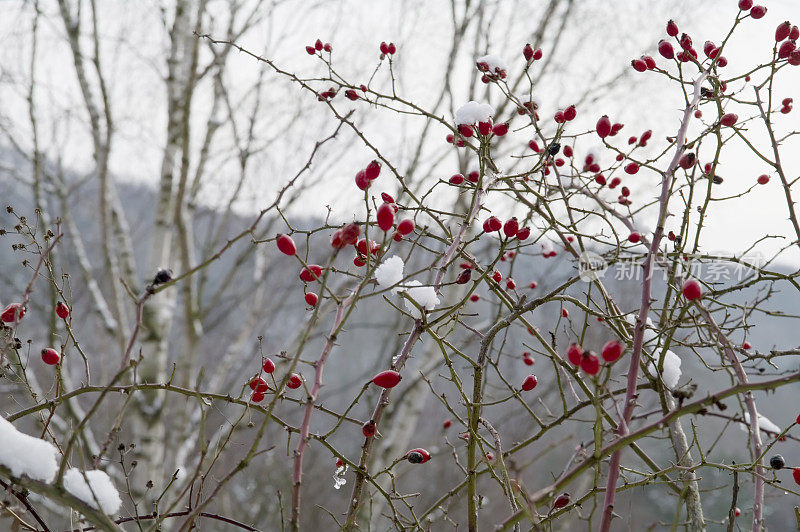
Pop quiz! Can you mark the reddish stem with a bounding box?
[290,294,354,530]
[599,71,707,532]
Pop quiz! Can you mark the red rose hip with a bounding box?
[365,160,382,180]
[681,278,702,300]
[276,234,296,256]
[377,203,395,231]
[249,377,269,393]
[554,493,571,509]
[596,115,612,138]
[41,348,60,365]
[305,292,318,306]
[776,21,792,41]
[719,113,738,127]
[503,217,519,237]
[287,373,303,389]
[300,265,323,282]
[521,374,538,391]
[372,370,402,388]
[750,5,767,19]
[56,301,70,319]
[658,40,675,59]
[580,351,600,375]
[567,343,583,366]
[397,219,415,236]
[666,20,678,37]
[601,340,623,362]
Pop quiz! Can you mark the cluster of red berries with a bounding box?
[656,20,729,65]
[500,250,516,262]
[518,101,540,121]
[355,159,382,190]
[445,133,466,148]
[627,129,652,147]
[248,357,302,402]
[780,97,793,114]
[630,54,657,72]
[375,194,414,244]
[567,340,624,376]
[275,233,323,307]
[592,115,623,140]
[775,20,800,60]
[448,170,481,185]
[276,161,410,269]
[738,0,766,17]
[305,39,332,56]
[317,86,338,102]
[481,216,530,241]
[584,153,602,176]
[379,41,397,57]
[330,222,360,249]
[476,61,507,83]
[522,44,543,62]
[594,116,624,140]
[553,105,577,124]
[454,119,509,140]
[459,260,529,302]
[344,84,368,101]
[299,264,323,307]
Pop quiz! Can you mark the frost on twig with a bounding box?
[333,464,348,490]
